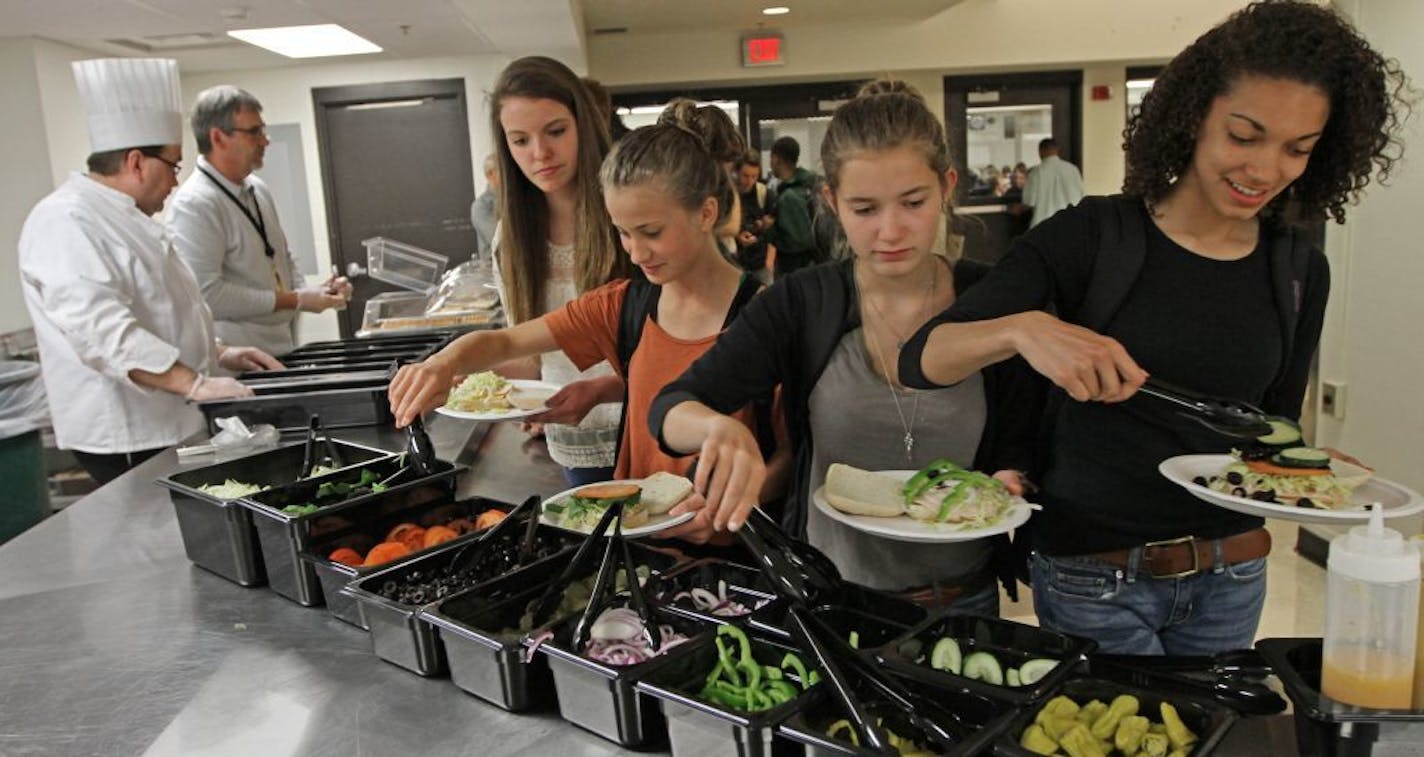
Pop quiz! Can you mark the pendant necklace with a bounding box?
[857,264,938,463]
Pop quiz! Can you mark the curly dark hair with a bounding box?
[1123,0,1412,224]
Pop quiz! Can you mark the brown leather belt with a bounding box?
[1089,528,1272,579]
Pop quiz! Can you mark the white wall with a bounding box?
[1317,0,1424,493]
[0,38,55,334]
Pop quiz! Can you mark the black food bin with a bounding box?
[156,439,391,586]
[298,496,513,628]
[1257,637,1424,757]
[778,674,1012,757]
[877,613,1094,705]
[652,559,779,627]
[636,632,819,757]
[421,543,683,712]
[993,675,1237,757]
[749,583,927,643]
[239,456,464,606]
[537,608,709,748]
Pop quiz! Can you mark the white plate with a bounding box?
[1159,454,1424,524]
[811,469,1034,544]
[434,379,561,421]
[540,479,696,538]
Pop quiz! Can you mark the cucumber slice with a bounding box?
[1006,668,1021,687]
[1256,418,1303,446]
[1273,446,1331,469]
[1018,658,1059,686]
[929,637,962,674]
[961,651,1004,685]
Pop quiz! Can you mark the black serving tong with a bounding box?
[570,516,661,655]
[444,494,540,577]
[786,606,979,755]
[299,415,321,479]
[299,415,346,479]
[406,415,436,476]
[1090,649,1286,716]
[737,508,841,606]
[525,501,624,627]
[1138,377,1273,440]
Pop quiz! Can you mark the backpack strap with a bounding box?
[1077,195,1148,332]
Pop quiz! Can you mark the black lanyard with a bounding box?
[199,167,274,258]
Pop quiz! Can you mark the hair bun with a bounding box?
[856,78,926,105]
[656,97,743,164]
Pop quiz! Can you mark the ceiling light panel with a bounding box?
[227,24,381,58]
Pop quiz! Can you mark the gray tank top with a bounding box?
[806,329,992,590]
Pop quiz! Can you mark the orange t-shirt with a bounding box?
[543,279,758,480]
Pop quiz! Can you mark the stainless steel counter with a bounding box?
[0,417,1296,756]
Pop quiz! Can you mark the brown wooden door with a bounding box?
[313,78,477,337]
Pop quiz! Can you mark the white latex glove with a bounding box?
[188,375,254,401]
[295,285,347,313]
[218,345,284,373]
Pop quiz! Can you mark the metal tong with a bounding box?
[785,607,976,755]
[298,414,346,479]
[444,494,539,577]
[1138,377,1273,440]
[570,516,660,655]
[737,508,842,606]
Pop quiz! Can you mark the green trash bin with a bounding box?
[0,360,50,544]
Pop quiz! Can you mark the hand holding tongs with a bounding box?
[444,494,538,577]
[1137,377,1273,440]
[570,515,660,654]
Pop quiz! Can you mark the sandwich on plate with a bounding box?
[546,472,694,531]
[824,458,1015,529]
[1201,418,1367,509]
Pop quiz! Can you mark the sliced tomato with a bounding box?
[1245,459,1331,477]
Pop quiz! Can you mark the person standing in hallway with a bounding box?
[471,153,501,259]
[19,59,278,486]
[1021,138,1085,227]
[168,85,351,357]
[734,150,777,282]
[764,136,820,276]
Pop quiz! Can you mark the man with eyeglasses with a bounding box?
[168,85,351,356]
[18,59,281,485]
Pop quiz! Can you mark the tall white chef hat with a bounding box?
[72,58,183,153]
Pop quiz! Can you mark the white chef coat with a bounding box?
[18,173,217,454]
[167,155,302,356]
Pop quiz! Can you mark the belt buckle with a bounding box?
[1142,535,1201,579]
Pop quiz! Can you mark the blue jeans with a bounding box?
[1029,551,1267,655]
[560,465,616,488]
[948,580,1001,619]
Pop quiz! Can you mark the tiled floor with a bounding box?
[999,520,1327,641]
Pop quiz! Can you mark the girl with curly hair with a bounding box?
[875,0,1409,654]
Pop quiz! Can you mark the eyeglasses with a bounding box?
[228,124,267,139]
[141,151,182,176]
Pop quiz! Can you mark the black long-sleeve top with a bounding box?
[898,199,1330,555]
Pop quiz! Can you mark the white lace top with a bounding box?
[493,232,621,469]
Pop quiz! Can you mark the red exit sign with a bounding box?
[742,34,785,67]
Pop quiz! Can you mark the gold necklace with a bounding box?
[861,262,938,349]
[856,264,937,463]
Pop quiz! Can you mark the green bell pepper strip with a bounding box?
[780,653,811,687]
[901,458,960,500]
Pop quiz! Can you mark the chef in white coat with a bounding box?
[168,85,350,356]
[18,58,281,486]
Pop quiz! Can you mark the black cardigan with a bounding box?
[650,258,1046,539]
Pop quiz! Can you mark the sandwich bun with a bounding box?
[824,463,905,518]
[639,471,694,515]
